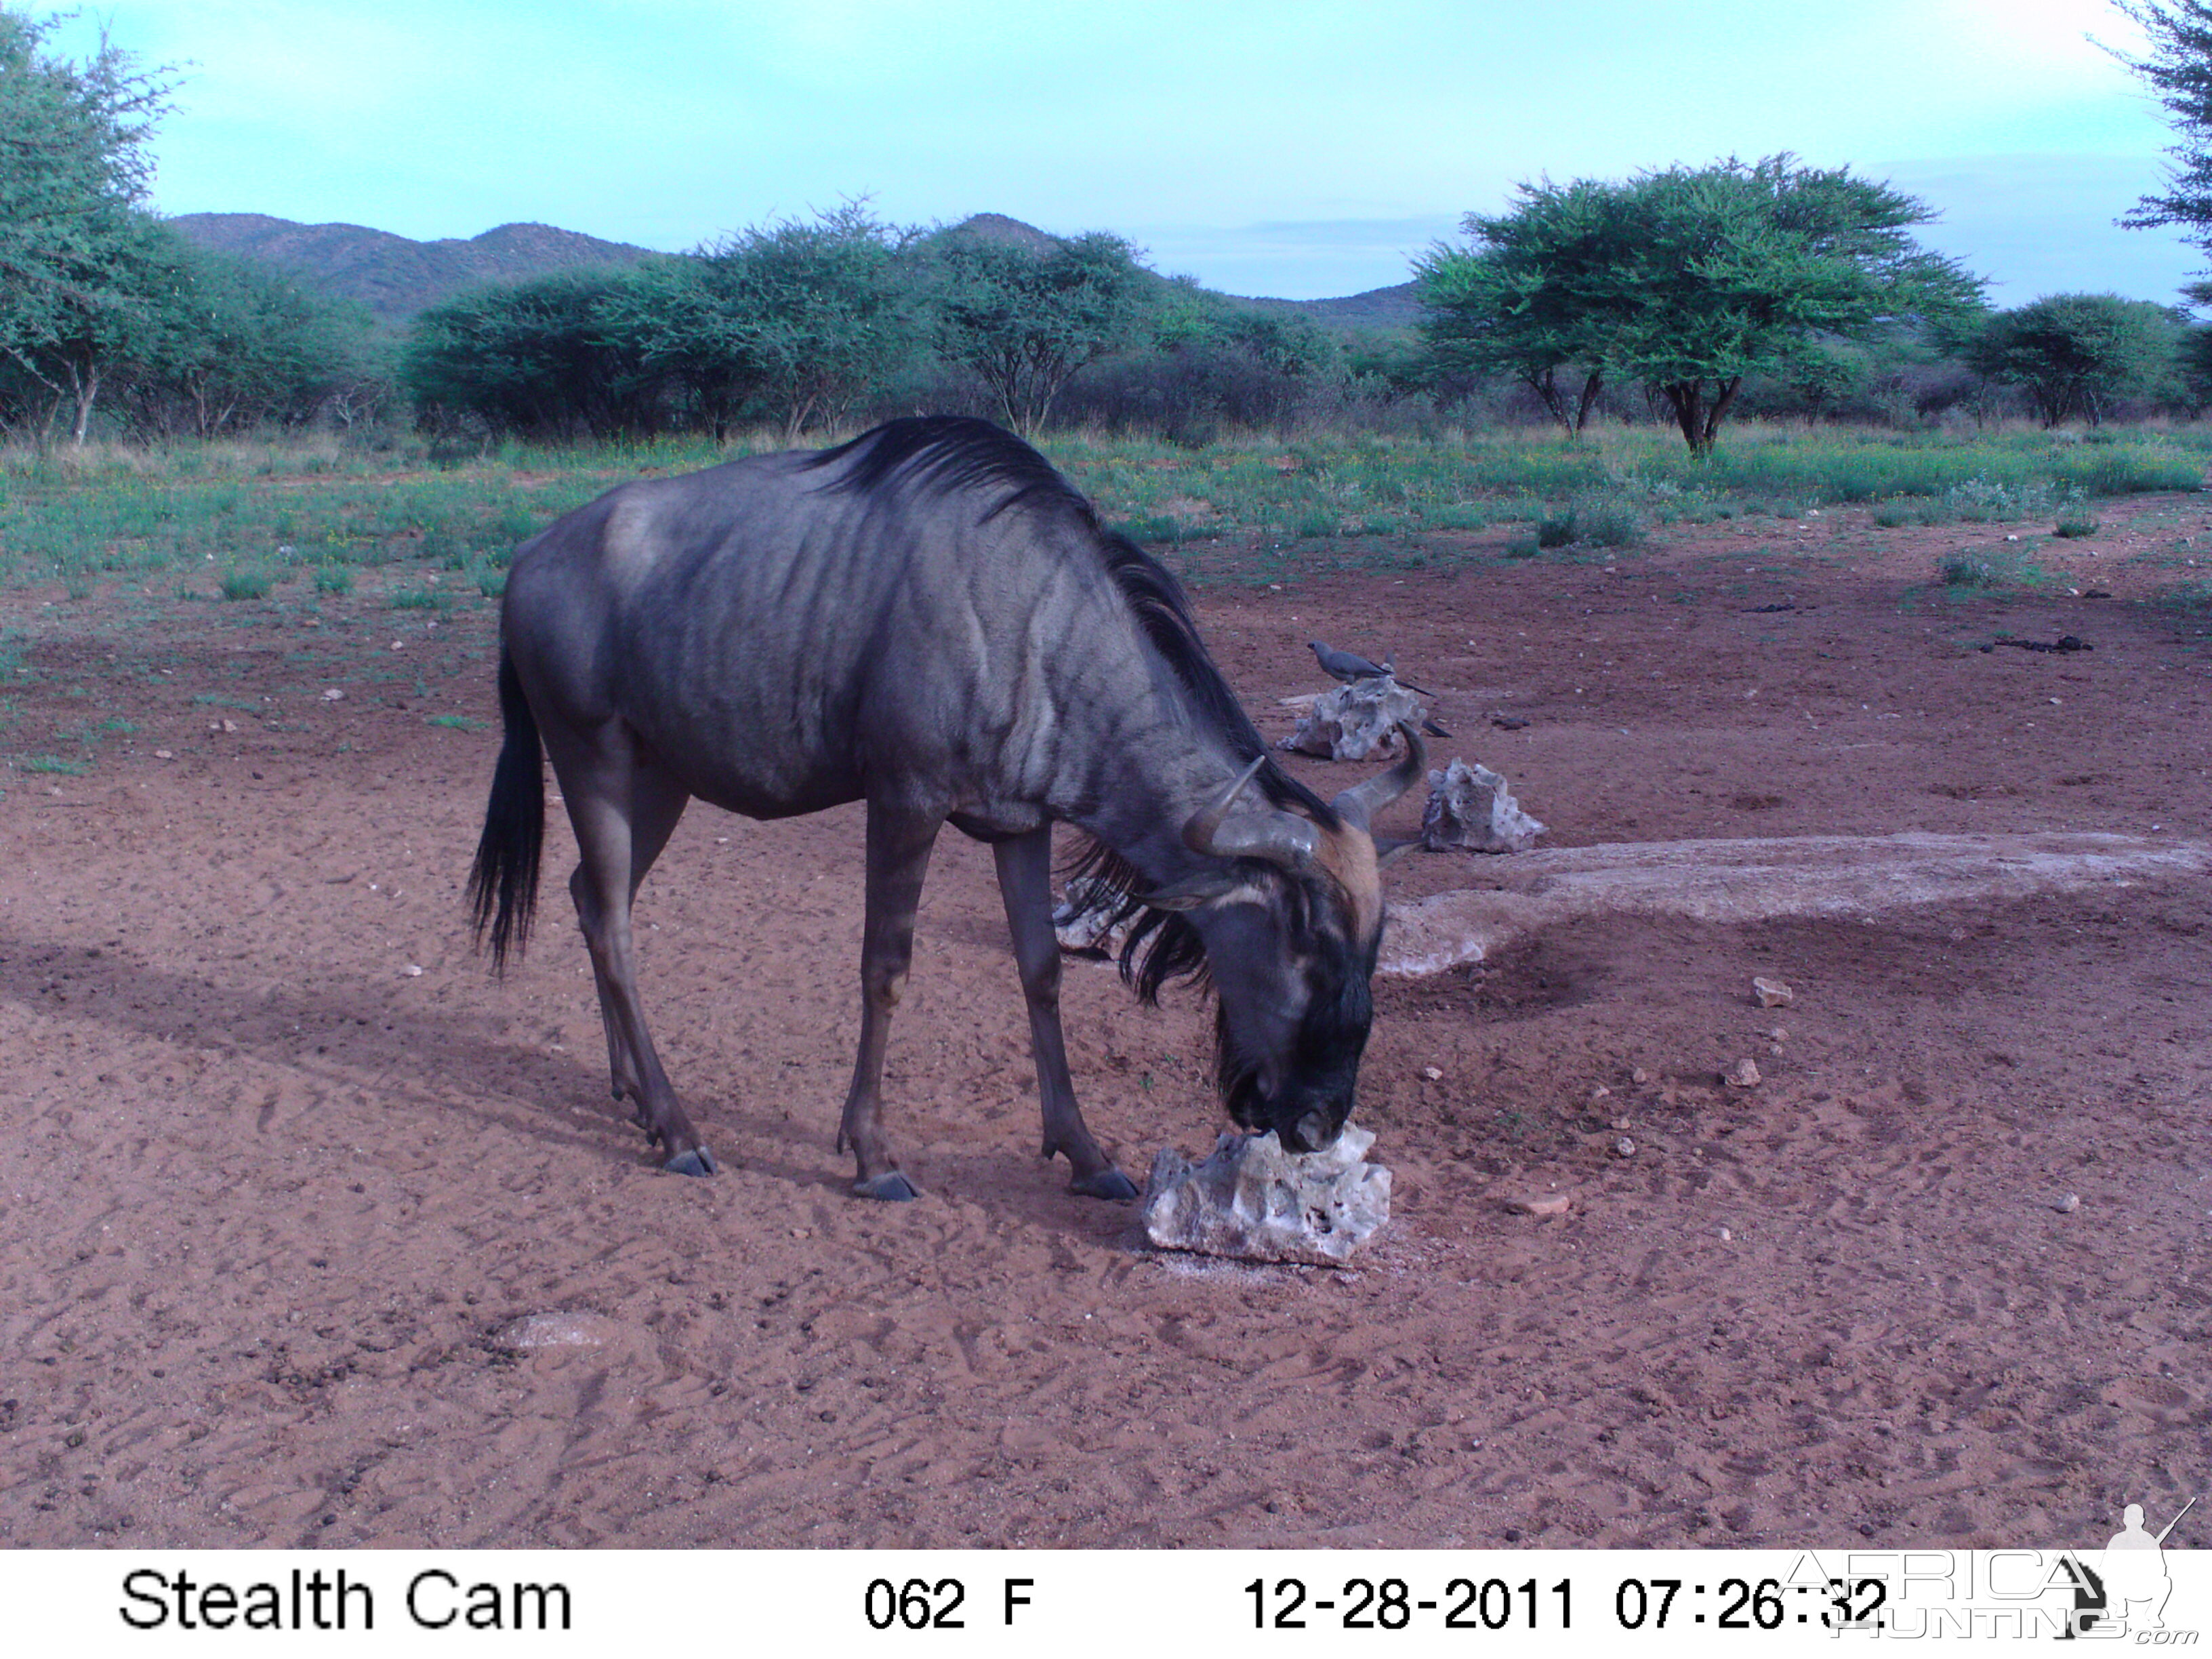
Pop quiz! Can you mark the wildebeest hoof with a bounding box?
[663,1146,719,1177]
[853,1171,918,1202]
[1071,1168,1139,1201]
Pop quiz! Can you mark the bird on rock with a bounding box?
[1309,638,1433,696]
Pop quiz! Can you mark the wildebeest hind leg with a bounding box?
[571,762,689,1116]
[838,802,941,1201]
[557,738,716,1176]
[992,826,1137,1200]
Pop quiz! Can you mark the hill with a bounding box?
[166,214,657,323]
[170,211,1421,333]
[1239,281,1421,334]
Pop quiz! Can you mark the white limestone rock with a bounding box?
[1052,876,1132,956]
[1141,1125,1391,1267]
[1420,758,1547,853]
[1282,677,1425,761]
[495,1312,621,1350]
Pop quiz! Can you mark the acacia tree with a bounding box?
[121,241,369,436]
[403,271,666,439]
[928,230,1149,435]
[1968,293,2184,426]
[1414,178,1622,437]
[0,6,176,441]
[1419,157,1984,454]
[622,205,917,441]
[2114,1,2212,287]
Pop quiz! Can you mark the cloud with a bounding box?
[1881,153,2198,304]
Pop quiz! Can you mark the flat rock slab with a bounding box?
[494,1312,628,1351]
[1381,831,2212,978]
[1142,1125,1391,1267]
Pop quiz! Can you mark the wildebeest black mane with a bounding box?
[808,415,1339,1010]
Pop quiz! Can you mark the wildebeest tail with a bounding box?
[467,649,544,973]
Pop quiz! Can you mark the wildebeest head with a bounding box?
[1141,726,1425,1153]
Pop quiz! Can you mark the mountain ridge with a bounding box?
[167,211,1420,331]
[168,213,657,322]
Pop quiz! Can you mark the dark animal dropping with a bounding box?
[1984,635,2093,654]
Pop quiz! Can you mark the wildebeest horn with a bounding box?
[1331,722,1426,831]
[1183,755,1320,870]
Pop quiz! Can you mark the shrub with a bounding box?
[1574,495,1647,548]
[1940,548,2044,588]
[1532,493,1645,549]
[1944,474,2059,522]
[220,569,272,600]
[2053,514,2101,538]
[314,565,352,595]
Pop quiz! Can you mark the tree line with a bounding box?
[0,10,375,443]
[11,1,2212,451]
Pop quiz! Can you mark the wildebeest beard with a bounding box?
[1065,839,1375,1150]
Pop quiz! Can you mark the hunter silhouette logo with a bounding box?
[2060,1496,2196,1639]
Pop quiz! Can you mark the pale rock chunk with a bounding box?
[1142,1125,1391,1266]
[1505,1192,1572,1218]
[1725,1057,1762,1088]
[1282,676,1426,762]
[1752,977,1794,1008]
[1052,876,1132,956]
[1420,758,1546,853]
[495,1312,621,1350]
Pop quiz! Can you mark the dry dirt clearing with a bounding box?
[1,495,2207,1550]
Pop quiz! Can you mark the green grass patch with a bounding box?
[220,569,273,601]
[426,713,483,731]
[22,754,87,774]
[2053,514,2102,538]
[0,423,2203,598]
[389,587,451,611]
[1940,547,2048,589]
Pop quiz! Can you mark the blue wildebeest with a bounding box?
[467,416,1422,1200]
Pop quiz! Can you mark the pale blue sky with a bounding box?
[46,0,2209,304]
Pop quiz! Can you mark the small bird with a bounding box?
[1309,640,1433,696]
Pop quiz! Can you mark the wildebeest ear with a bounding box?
[1374,836,1422,869]
[1139,867,1258,912]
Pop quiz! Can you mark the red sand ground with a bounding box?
[1,491,2207,1549]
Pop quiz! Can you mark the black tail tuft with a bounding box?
[466,651,544,973]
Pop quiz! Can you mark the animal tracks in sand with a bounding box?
[2,525,2209,1548]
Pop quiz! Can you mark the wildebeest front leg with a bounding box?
[993,826,1139,1200]
[838,803,941,1201]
